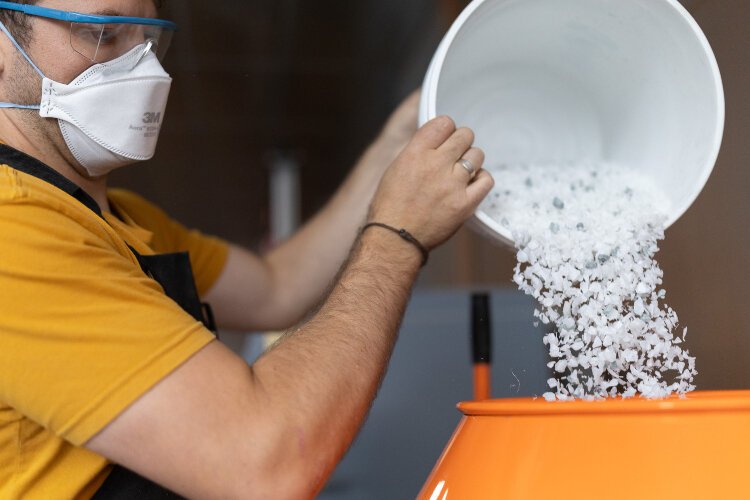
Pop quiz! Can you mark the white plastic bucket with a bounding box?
[420,0,725,246]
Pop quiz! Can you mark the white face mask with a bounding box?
[0,23,173,177]
[39,45,172,177]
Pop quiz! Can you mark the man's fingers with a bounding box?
[465,169,495,208]
[452,147,485,181]
[409,116,456,150]
[438,127,475,161]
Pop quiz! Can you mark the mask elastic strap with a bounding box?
[0,19,44,110]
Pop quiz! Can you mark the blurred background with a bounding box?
[111,0,748,497]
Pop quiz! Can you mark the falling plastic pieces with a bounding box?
[482,163,697,400]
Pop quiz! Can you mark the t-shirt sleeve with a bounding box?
[0,201,216,447]
[107,189,230,296]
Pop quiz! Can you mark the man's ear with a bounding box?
[0,28,23,101]
[0,27,16,80]
[0,38,7,77]
[0,39,10,100]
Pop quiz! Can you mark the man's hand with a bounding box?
[369,115,494,250]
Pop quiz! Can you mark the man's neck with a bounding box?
[0,117,111,212]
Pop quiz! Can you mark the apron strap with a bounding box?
[91,467,183,500]
[128,247,216,330]
[0,144,103,217]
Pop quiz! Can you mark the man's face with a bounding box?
[1,0,160,176]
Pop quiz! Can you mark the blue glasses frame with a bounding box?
[0,1,178,31]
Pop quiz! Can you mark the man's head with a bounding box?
[0,1,164,49]
[0,0,171,178]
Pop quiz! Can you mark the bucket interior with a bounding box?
[431,0,723,232]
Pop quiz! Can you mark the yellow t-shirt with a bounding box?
[0,165,229,499]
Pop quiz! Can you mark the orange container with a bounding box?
[418,390,750,500]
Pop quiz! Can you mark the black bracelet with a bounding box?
[361,222,429,267]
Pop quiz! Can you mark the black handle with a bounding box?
[471,293,492,364]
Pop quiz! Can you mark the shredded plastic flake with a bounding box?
[481,163,697,400]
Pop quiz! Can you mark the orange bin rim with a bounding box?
[458,390,750,417]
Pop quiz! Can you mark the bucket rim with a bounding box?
[458,390,750,416]
[421,0,725,245]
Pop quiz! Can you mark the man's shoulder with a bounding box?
[0,163,87,212]
[0,165,125,250]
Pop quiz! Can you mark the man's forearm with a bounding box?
[201,136,409,333]
[251,227,421,494]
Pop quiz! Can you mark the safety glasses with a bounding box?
[0,2,177,64]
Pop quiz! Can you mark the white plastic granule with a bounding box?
[481,163,697,400]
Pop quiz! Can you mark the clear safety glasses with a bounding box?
[68,22,174,64]
[0,1,177,64]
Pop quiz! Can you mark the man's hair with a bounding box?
[0,1,37,48]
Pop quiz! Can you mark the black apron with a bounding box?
[0,145,215,499]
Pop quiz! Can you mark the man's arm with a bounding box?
[86,116,493,498]
[203,93,421,332]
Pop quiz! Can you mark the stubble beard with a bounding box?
[6,52,88,176]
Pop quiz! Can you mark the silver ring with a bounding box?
[457,158,476,179]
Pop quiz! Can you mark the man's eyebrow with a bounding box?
[90,9,125,17]
[89,9,159,20]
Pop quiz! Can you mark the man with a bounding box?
[0,0,493,498]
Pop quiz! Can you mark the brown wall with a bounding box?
[112,0,443,247]
[662,0,750,390]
